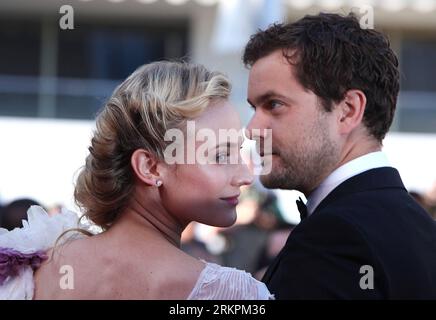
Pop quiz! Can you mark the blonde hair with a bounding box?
[74,61,231,230]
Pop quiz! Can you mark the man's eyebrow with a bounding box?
[248,91,295,106]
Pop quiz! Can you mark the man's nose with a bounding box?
[245,109,267,140]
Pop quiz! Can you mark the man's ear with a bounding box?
[337,89,366,135]
[131,149,161,186]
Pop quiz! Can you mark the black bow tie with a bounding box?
[296,197,308,221]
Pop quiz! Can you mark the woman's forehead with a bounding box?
[195,100,242,132]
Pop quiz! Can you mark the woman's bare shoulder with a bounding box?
[33,236,105,299]
[34,236,206,299]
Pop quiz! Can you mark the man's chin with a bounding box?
[259,173,282,189]
[259,170,299,190]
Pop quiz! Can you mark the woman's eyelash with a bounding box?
[215,146,243,162]
[216,153,228,162]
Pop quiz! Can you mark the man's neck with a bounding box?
[304,135,386,215]
[335,140,382,173]
[305,135,382,197]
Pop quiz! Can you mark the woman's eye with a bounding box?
[216,153,228,163]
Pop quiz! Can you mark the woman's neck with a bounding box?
[105,195,184,248]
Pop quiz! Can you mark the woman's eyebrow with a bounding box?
[214,140,243,149]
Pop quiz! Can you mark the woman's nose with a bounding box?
[232,163,254,187]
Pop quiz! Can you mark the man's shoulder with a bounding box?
[297,185,436,253]
[313,166,407,212]
[291,187,404,239]
[304,188,411,234]
[315,184,428,224]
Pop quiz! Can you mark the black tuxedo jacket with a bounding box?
[262,167,436,299]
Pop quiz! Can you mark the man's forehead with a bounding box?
[248,57,304,99]
[250,49,293,71]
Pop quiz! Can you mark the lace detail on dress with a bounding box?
[187,262,274,300]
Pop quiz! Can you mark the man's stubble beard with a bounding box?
[260,115,340,194]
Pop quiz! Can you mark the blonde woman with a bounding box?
[0,61,273,300]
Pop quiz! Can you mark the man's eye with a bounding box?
[269,100,283,109]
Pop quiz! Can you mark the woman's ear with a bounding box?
[337,89,367,135]
[131,149,162,187]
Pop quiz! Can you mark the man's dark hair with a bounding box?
[243,13,400,141]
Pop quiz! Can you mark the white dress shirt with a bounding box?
[306,151,392,215]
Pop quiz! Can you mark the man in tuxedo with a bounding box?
[243,13,436,299]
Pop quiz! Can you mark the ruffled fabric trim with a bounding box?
[0,248,47,285]
[0,206,82,299]
[0,206,80,253]
[0,266,35,300]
